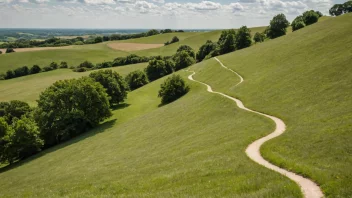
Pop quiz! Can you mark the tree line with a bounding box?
[0,29,185,49]
[329,0,352,16]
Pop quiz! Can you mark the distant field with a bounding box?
[0,62,148,105]
[107,43,163,51]
[0,28,263,72]
[0,46,73,54]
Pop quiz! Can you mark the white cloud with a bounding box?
[186,1,222,11]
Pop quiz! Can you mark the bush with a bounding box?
[0,51,2,55]
[174,51,196,71]
[50,62,59,69]
[35,77,112,146]
[14,66,29,77]
[89,70,129,105]
[265,13,290,39]
[78,61,94,69]
[125,70,149,90]
[303,10,319,26]
[253,32,265,43]
[196,40,218,62]
[158,75,189,104]
[94,37,103,43]
[5,116,43,162]
[5,70,15,79]
[292,16,306,31]
[171,36,180,43]
[30,65,41,74]
[176,45,195,58]
[235,26,252,50]
[42,66,54,72]
[6,48,15,53]
[145,59,174,81]
[59,61,68,68]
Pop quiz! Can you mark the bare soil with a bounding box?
[107,43,163,52]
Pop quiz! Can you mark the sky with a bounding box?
[0,0,345,29]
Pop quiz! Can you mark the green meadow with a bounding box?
[0,13,350,198]
[190,13,352,197]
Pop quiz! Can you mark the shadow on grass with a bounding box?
[0,119,117,174]
[111,103,131,111]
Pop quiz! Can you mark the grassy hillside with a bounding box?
[0,70,301,197]
[190,13,352,197]
[0,63,148,105]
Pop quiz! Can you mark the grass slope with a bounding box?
[0,71,301,197]
[190,13,352,197]
[0,63,148,105]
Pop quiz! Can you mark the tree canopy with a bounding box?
[125,70,149,91]
[196,40,218,62]
[158,75,190,104]
[89,70,129,106]
[35,77,112,146]
[235,26,252,50]
[145,58,174,81]
[265,13,290,39]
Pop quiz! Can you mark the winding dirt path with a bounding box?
[186,57,323,198]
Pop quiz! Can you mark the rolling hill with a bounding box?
[0,14,349,197]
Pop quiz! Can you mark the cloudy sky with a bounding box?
[0,0,344,29]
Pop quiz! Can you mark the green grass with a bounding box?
[190,13,352,197]
[0,70,301,197]
[0,15,349,197]
[0,63,148,106]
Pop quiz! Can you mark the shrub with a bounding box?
[5,70,15,79]
[42,66,54,72]
[158,75,189,104]
[176,45,195,58]
[174,51,196,71]
[145,59,174,81]
[94,37,103,43]
[6,48,15,53]
[89,70,129,105]
[125,70,149,90]
[253,32,266,43]
[171,36,180,43]
[30,65,41,74]
[196,40,218,62]
[292,16,306,31]
[59,61,68,68]
[50,62,59,70]
[235,26,252,50]
[78,61,94,69]
[14,66,29,77]
[265,13,290,39]
[5,116,43,162]
[303,10,319,26]
[0,51,2,55]
[35,77,112,146]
